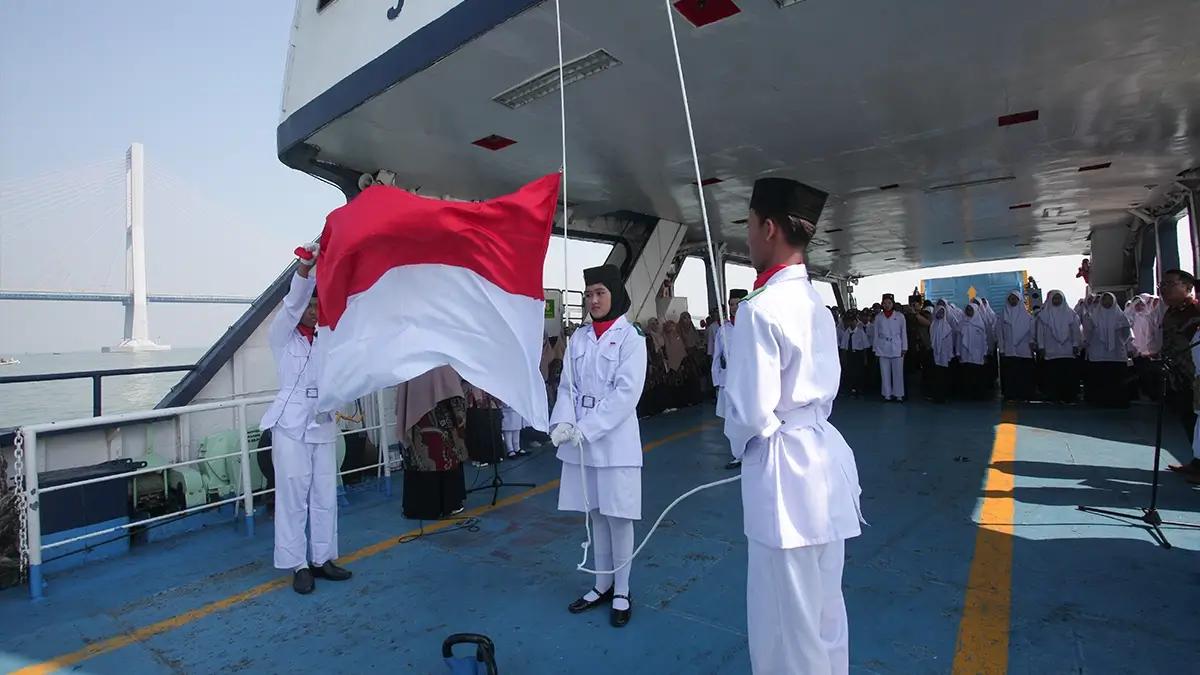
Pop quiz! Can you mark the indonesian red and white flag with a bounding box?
[315,173,561,431]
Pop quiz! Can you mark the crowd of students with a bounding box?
[831,284,1179,409]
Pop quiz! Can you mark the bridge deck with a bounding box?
[1,400,1197,674]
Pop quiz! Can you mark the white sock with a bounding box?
[585,511,613,599]
[294,564,308,573]
[610,516,634,611]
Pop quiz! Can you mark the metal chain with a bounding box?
[13,429,29,582]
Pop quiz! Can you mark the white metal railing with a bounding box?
[15,391,397,600]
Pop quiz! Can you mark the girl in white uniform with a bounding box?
[551,264,648,628]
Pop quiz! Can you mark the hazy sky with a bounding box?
[0,1,344,354]
[1,3,1194,355]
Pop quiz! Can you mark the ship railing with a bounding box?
[0,364,198,447]
[13,390,398,600]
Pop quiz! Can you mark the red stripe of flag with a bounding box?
[317,173,561,329]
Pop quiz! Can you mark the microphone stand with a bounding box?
[1076,338,1200,549]
[466,423,536,507]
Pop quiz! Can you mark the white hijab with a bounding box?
[931,305,955,364]
[1087,292,1129,352]
[1129,294,1162,355]
[960,305,988,355]
[1038,290,1076,344]
[1002,289,1033,349]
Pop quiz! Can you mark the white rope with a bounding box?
[566,0,743,578]
[665,0,730,335]
[548,0,598,573]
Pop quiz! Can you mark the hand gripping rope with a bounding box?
[553,0,740,577]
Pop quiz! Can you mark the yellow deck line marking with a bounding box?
[13,422,714,675]
[952,408,1017,675]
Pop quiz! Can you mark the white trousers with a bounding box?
[503,430,521,456]
[747,538,848,675]
[589,510,634,597]
[878,356,904,399]
[272,430,338,570]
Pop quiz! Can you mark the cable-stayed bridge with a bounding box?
[0,144,259,352]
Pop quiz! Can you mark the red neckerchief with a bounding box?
[883,309,894,318]
[753,264,789,290]
[297,323,315,344]
[593,318,617,338]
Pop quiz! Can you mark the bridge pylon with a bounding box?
[103,143,169,353]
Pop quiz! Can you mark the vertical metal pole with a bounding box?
[92,376,102,417]
[236,403,255,537]
[1188,189,1199,276]
[375,391,393,496]
[24,431,43,600]
[1154,217,1163,285]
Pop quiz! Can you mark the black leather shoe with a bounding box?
[725,459,741,470]
[610,594,632,628]
[568,587,613,614]
[311,561,352,581]
[292,567,315,595]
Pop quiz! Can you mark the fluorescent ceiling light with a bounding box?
[493,49,621,110]
[924,175,1016,193]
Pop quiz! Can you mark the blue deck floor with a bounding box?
[2,399,1198,674]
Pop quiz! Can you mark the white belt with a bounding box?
[775,406,823,433]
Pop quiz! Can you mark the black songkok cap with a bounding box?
[882,293,895,302]
[729,289,749,301]
[750,178,828,227]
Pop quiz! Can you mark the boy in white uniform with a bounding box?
[260,244,352,594]
[723,178,864,674]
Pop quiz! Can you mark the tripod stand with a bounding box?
[466,438,536,507]
[1076,342,1200,549]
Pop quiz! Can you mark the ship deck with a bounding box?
[2,399,1198,674]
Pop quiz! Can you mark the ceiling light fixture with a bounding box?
[493,49,621,110]
[925,175,1016,193]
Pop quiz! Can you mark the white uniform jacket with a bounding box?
[723,266,864,549]
[871,311,908,358]
[552,316,648,467]
[838,325,870,351]
[260,272,336,444]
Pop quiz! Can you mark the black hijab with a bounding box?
[583,264,631,321]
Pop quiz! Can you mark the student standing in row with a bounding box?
[1083,292,1132,407]
[957,303,990,399]
[999,289,1036,402]
[873,293,908,402]
[1036,290,1083,403]
[838,310,871,397]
